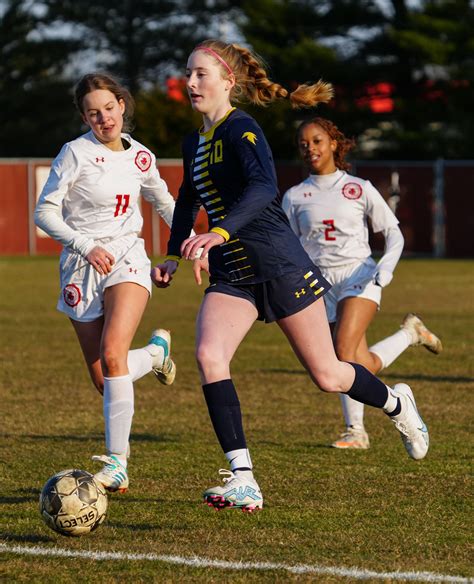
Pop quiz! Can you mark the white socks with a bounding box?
[127,348,152,381]
[127,344,165,382]
[382,386,399,414]
[370,329,413,370]
[103,375,134,466]
[225,448,253,477]
[339,393,365,429]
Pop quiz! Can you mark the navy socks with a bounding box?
[346,363,389,409]
[202,379,247,453]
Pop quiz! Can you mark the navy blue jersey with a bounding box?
[167,108,314,284]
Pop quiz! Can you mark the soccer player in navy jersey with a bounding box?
[151,40,430,512]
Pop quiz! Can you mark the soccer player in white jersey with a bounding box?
[35,73,178,493]
[282,117,442,450]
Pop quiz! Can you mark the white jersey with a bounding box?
[282,169,399,268]
[35,130,175,257]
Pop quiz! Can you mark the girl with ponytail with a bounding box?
[152,41,430,512]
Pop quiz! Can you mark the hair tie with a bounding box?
[195,46,233,76]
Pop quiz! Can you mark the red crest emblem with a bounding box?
[63,284,81,307]
[342,182,363,200]
[135,150,152,172]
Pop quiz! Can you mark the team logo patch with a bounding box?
[63,284,81,307]
[242,131,257,145]
[342,182,363,200]
[135,150,152,172]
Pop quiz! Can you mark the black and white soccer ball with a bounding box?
[39,469,108,536]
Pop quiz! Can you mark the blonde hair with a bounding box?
[194,40,334,109]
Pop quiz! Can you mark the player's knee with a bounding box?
[100,348,122,377]
[195,344,227,376]
[196,344,217,369]
[313,370,345,393]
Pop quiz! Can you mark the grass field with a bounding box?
[1,257,473,583]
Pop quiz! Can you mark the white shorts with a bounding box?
[320,258,381,323]
[57,236,152,322]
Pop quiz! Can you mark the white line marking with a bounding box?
[0,543,471,582]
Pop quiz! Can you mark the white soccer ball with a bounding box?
[39,469,108,536]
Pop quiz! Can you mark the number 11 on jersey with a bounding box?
[114,194,130,217]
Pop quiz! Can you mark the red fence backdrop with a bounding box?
[0,158,473,257]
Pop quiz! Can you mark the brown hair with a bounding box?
[297,117,356,171]
[73,73,135,131]
[193,40,334,109]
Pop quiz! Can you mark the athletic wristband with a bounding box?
[210,227,230,242]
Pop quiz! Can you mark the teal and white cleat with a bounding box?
[390,383,429,460]
[147,329,176,386]
[92,454,129,493]
[203,469,263,512]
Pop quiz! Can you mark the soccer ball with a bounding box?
[39,469,108,536]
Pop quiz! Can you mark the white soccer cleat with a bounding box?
[401,313,443,354]
[389,383,429,460]
[146,329,176,385]
[92,454,129,493]
[203,469,263,512]
[331,426,370,449]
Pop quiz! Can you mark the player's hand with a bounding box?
[151,260,178,288]
[181,232,224,261]
[373,269,393,288]
[193,257,210,285]
[85,246,115,275]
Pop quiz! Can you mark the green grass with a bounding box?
[0,257,473,582]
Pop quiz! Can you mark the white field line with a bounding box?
[0,543,472,583]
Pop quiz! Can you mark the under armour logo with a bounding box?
[295,288,306,298]
[96,157,105,163]
[129,268,137,274]
[303,192,312,198]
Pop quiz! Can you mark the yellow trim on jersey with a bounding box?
[210,227,230,242]
[165,255,181,263]
[199,108,236,140]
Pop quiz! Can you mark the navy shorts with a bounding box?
[205,265,330,323]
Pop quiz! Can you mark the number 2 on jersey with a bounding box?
[114,194,130,217]
[323,219,336,241]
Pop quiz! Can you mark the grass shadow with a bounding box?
[265,369,474,383]
[0,533,53,544]
[4,433,179,444]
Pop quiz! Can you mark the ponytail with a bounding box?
[193,40,333,109]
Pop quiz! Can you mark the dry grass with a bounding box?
[0,257,473,582]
